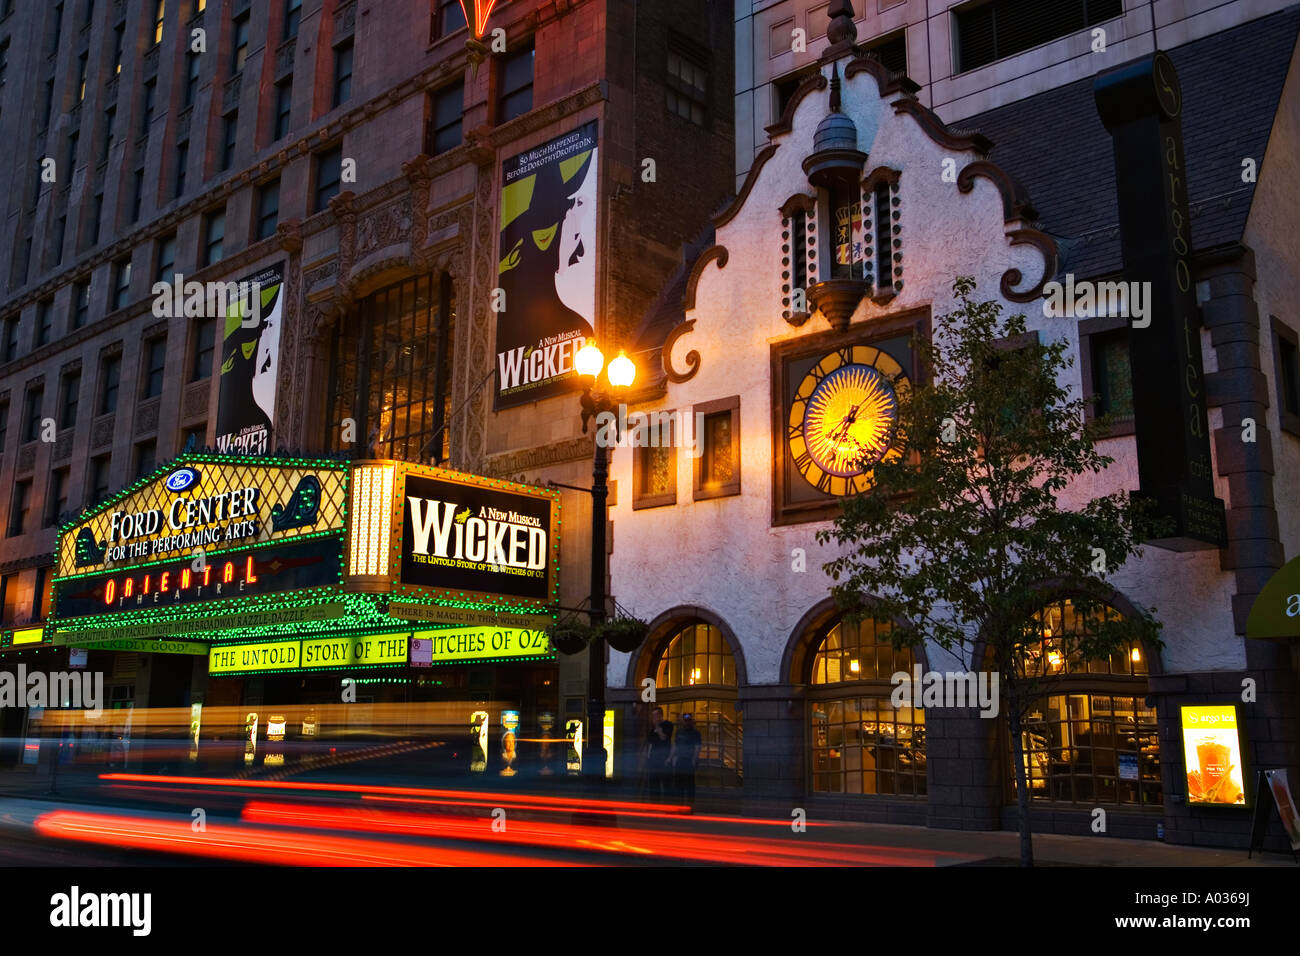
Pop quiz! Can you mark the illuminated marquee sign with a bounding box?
[399,467,559,607]
[54,537,343,620]
[209,633,409,675]
[412,625,553,664]
[56,454,347,578]
[347,462,560,612]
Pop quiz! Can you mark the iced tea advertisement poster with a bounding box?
[1180,705,1248,806]
[494,122,597,409]
[216,261,285,455]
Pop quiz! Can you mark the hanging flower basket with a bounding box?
[550,619,595,655]
[601,616,649,653]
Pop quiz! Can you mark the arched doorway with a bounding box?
[649,620,743,788]
[805,615,927,797]
[1008,597,1160,808]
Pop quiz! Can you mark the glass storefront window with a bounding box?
[1013,599,1160,807]
[809,617,926,797]
[1019,693,1161,807]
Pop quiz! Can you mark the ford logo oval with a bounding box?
[166,468,199,492]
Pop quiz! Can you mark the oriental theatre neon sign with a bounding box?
[101,555,258,607]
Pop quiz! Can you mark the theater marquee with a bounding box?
[346,462,560,614]
[53,454,348,625]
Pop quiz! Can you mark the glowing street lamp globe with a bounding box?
[606,350,636,388]
[574,341,605,379]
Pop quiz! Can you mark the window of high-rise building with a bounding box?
[155,233,176,284]
[274,77,293,139]
[231,12,250,73]
[72,280,90,329]
[314,146,342,212]
[183,49,201,107]
[174,140,188,197]
[21,384,43,443]
[953,0,1124,74]
[220,110,238,170]
[190,317,215,381]
[89,453,111,500]
[256,179,280,239]
[431,0,466,42]
[59,369,79,429]
[428,82,463,155]
[667,43,708,127]
[35,299,52,347]
[111,257,131,310]
[98,353,120,413]
[141,337,167,399]
[333,39,353,108]
[202,207,225,266]
[284,0,301,41]
[497,44,534,123]
[141,78,157,137]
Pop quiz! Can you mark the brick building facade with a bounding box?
[0,0,734,744]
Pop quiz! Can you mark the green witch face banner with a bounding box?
[216,261,285,455]
[495,122,598,409]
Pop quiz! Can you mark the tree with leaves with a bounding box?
[819,276,1165,866]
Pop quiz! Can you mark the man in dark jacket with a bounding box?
[672,713,703,807]
[644,707,673,800]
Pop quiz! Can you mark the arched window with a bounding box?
[1012,597,1159,807]
[652,621,741,788]
[808,616,925,796]
[327,272,455,462]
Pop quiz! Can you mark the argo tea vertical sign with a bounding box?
[1094,54,1226,549]
[495,122,598,409]
[391,464,560,611]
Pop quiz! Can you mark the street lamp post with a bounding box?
[574,342,635,780]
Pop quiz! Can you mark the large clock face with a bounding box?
[787,345,908,496]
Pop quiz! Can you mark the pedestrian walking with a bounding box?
[644,706,673,799]
[671,712,703,807]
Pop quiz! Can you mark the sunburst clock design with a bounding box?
[787,345,908,496]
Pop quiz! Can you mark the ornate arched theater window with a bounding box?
[653,621,742,788]
[808,616,926,796]
[327,272,455,463]
[1011,598,1159,807]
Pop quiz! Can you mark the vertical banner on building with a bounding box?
[216,262,286,455]
[1094,54,1226,549]
[495,122,598,409]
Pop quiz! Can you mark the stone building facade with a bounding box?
[605,5,1299,849]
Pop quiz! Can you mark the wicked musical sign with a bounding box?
[392,464,561,611]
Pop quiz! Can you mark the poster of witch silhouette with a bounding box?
[215,261,285,455]
[495,122,598,409]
